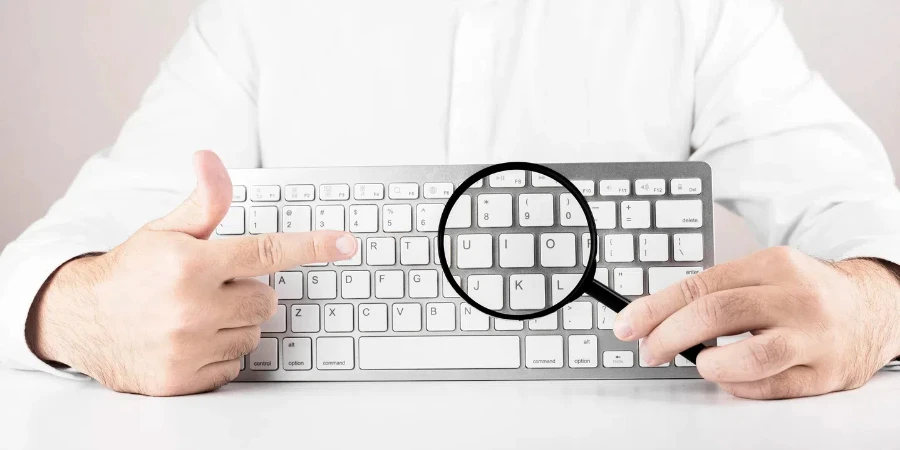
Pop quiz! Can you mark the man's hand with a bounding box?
[25,151,358,396]
[614,247,900,399]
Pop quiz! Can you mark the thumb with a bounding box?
[146,150,233,239]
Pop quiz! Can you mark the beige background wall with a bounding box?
[1,1,898,261]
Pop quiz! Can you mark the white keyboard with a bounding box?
[220,163,714,381]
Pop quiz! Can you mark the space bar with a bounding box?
[359,336,521,370]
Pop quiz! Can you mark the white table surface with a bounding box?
[2,368,898,450]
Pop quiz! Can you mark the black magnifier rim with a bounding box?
[437,161,599,321]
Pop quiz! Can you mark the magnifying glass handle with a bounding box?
[584,281,707,365]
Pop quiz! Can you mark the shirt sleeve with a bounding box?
[0,0,260,378]
[689,0,900,265]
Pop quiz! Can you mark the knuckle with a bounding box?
[678,275,709,304]
[256,234,284,268]
[243,288,277,322]
[695,297,723,330]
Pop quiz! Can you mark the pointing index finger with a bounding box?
[212,231,358,279]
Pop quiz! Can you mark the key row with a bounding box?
[233,177,703,203]
[242,335,697,371]
[217,199,704,237]
[261,265,701,302]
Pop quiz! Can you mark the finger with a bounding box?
[638,286,783,365]
[217,278,277,328]
[192,359,242,394]
[212,230,358,279]
[718,365,824,400]
[614,253,773,341]
[145,150,233,239]
[207,326,262,364]
[697,331,807,383]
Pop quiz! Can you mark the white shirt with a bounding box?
[2,0,899,378]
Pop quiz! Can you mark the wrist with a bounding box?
[25,254,106,369]
[835,258,900,362]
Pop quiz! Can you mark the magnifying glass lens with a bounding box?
[438,163,599,322]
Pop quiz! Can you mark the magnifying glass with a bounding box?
[437,161,707,364]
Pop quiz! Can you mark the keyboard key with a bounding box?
[509,274,546,310]
[283,205,312,232]
[409,270,439,298]
[247,338,278,371]
[446,194,472,228]
[635,179,665,196]
[499,233,535,268]
[597,305,615,330]
[540,233,576,267]
[375,270,404,298]
[307,271,338,300]
[467,274,503,310]
[315,205,345,231]
[388,183,419,199]
[392,303,422,332]
[254,274,270,286]
[675,354,697,367]
[359,336,520,369]
[551,274,581,303]
[383,204,413,232]
[518,194,554,226]
[416,204,443,232]
[531,172,561,187]
[341,271,371,299]
[460,304,490,331]
[595,268,610,286]
[560,194,588,226]
[424,182,454,199]
[648,267,702,294]
[525,335,563,368]
[400,237,430,265]
[232,186,247,202]
[528,313,557,331]
[598,180,630,196]
[260,304,286,333]
[317,337,355,370]
[581,233,600,266]
[672,178,702,195]
[349,205,378,232]
[639,339,671,367]
[494,318,524,331]
[323,304,353,332]
[291,304,320,332]
[426,303,455,331]
[490,170,526,187]
[250,185,281,202]
[334,238,363,266]
[564,302,593,330]
[249,206,278,234]
[621,201,650,229]
[366,237,396,266]
[614,268,644,296]
[457,234,492,268]
[285,184,315,201]
[319,184,350,201]
[568,335,599,368]
[478,194,513,227]
[217,206,245,235]
[573,180,595,196]
[358,303,388,332]
[283,338,312,371]
[354,183,384,200]
[656,200,703,229]
[442,274,462,298]
[639,234,668,262]
[674,233,704,262]
[605,234,635,263]
[589,201,616,229]
[603,350,634,368]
